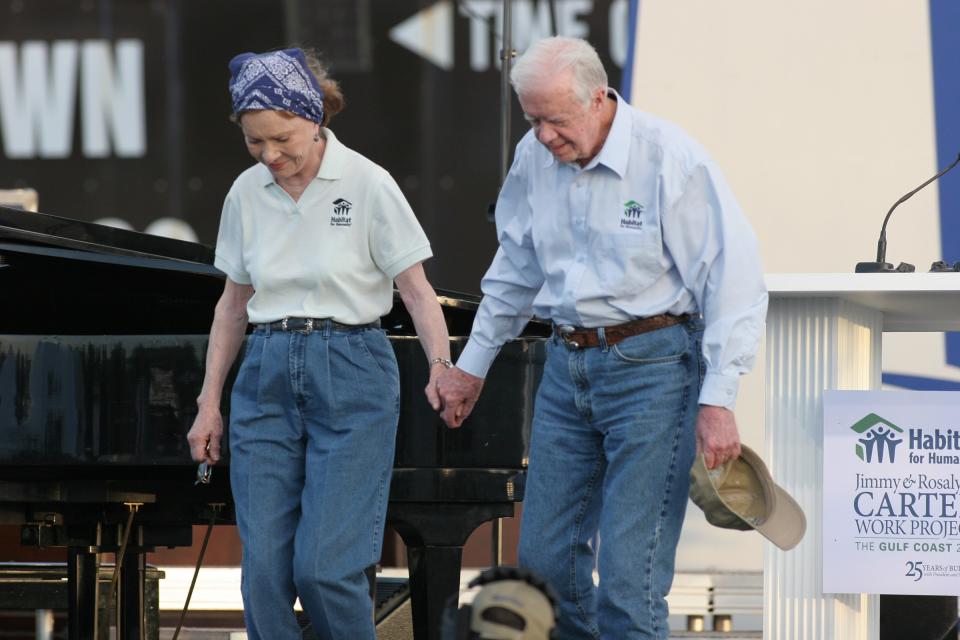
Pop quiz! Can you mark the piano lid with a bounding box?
[0,205,215,264]
[0,206,517,310]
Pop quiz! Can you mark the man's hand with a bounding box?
[695,405,741,469]
[187,407,223,465]
[435,366,485,428]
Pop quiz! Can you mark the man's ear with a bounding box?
[591,87,606,111]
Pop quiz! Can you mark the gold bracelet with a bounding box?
[429,357,454,369]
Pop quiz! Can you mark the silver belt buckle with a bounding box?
[557,324,580,349]
[280,317,314,334]
[296,318,314,335]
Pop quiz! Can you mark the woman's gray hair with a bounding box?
[510,37,608,105]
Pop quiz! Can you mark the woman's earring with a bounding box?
[314,131,321,142]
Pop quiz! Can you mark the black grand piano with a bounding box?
[0,206,547,639]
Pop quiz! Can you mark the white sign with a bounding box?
[388,0,628,71]
[0,39,146,159]
[823,390,960,595]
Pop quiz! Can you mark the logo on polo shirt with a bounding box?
[620,199,644,230]
[331,198,353,226]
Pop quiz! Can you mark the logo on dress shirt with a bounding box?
[331,198,353,226]
[620,199,644,230]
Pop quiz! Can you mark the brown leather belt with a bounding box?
[554,314,690,349]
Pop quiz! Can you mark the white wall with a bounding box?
[630,0,947,572]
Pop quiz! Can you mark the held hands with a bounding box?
[187,405,223,465]
[695,405,741,469]
[431,366,485,428]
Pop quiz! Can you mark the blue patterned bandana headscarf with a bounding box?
[228,49,325,124]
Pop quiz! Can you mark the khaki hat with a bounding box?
[469,579,556,640]
[689,444,806,550]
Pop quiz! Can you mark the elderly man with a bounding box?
[435,37,767,639]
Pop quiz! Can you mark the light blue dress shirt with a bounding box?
[457,91,768,409]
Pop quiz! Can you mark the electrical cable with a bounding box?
[172,507,220,640]
[104,504,140,634]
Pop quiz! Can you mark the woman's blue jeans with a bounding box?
[229,322,399,640]
[518,319,704,639]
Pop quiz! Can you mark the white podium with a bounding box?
[764,273,960,640]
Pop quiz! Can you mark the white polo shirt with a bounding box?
[214,129,432,325]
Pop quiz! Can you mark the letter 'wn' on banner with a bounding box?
[823,391,960,595]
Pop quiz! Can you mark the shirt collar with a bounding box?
[258,127,345,188]
[541,89,632,178]
[591,89,631,177]
[256,162,274,188]
[316,128,346,180]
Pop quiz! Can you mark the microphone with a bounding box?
[855,152,960,273]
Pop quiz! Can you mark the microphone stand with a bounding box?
[855,153,960,273]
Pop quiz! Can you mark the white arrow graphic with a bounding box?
[388,0,454,71]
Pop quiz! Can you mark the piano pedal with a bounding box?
[374,576,411,628]
[295,575,412,639]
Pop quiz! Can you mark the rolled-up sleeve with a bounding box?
[661,161,767,409]
[457,142,546,379]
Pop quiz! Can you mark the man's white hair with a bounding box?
[510,37,608,105]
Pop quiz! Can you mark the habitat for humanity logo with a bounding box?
[620,199,644,230]
[331,198,352,226]
[850,413,904,463]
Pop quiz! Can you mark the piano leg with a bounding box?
[118,549,147,639]
[404,544,463,640]
[67,547,98,640]
[389,503,515,640]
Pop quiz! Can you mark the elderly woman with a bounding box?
[186,48,451,639]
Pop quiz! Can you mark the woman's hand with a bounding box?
[424,361,447,411]
[187,406,224,465]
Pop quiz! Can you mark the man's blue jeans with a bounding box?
[518,319,704,639]
[229,322,399,640]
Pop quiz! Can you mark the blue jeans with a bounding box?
[517,319,703,639]
[229,322,400,640]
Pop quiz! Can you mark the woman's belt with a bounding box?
[257,317,381,334]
